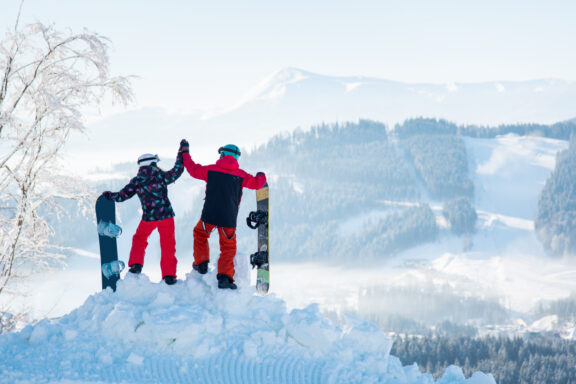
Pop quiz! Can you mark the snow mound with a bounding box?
[0,273,495,383]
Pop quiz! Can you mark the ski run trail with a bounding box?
[0,270,495,384]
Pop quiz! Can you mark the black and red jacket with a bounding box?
[182,153,266,228]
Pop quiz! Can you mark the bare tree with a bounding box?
[0,10,133,296]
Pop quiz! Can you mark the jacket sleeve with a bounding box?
[182,152,209,181]
[109,178,138,202]
[161,151,185,185]
[242,171,267,190]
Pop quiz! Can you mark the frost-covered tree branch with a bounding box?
[0,19,133,296]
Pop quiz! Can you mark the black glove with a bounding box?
[102,191,113,200]
[256,172,266,178]
[179,139,189,153]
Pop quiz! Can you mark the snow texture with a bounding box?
[0,271,495,384]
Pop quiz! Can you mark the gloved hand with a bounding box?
[256,172,266,178]
[102,191,113,200]
[179,139,189,153]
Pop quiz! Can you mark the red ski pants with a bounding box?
[193,220,237,280]
[129,217,177,278]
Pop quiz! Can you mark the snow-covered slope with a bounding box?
[269,135,576,327]
[0,273,495,384]
[420,135,572,312]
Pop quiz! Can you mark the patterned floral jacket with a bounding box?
[108,153,184,221]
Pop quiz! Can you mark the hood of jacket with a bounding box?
[215,156,239,171]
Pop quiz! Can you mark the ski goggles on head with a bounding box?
[137,154,160,165]
[218,147,241,157]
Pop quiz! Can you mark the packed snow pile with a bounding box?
[0,272,495,384]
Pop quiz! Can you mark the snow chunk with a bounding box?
[127,352,144,365]
[28,320,51,344]
[346,82,363,92]
[528,315,558,333]
[284,304,340,352]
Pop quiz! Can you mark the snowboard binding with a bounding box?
[246,210,268,229]
[250,251,269,269]
[97,220,123,238]
[101,260,126,279]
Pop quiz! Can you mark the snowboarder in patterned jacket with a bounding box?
[179,139,267,289]
[101,148,184,285]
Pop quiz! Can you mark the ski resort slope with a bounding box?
[271,135,575,321]
[0,273,495,384]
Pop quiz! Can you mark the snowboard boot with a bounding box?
[129,264,143,274]
[193,261,209,275]
[217,274,237,290]
[163,275,177,285]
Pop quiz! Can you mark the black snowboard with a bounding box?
[247,183,269,295]
[95,195,121,291]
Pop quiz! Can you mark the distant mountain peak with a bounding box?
[241,67,313,102]
[200,67,314,119]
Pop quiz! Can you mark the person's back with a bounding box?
[102,150,184,285]
[201,154,252,228]
[122,160,182,222]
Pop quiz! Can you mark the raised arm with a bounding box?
[180,139,209,181]
[161,150,185,185]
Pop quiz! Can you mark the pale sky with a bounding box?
[2,0,576,113]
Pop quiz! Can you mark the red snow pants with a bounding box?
[129,217,177,278]
[193,219,237,280]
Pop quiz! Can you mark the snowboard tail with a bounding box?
[95,196,122,291]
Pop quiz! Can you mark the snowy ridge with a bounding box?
[0,272,495,383]
[205,68,576,129]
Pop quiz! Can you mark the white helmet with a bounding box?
[137,153,159,167]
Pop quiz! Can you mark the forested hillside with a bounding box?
[245,117,576,261]
[536,137,576,258]
[401,134,473,199]
[392,335,576,384]
[240,120,450,261]
[396,117,576,140]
